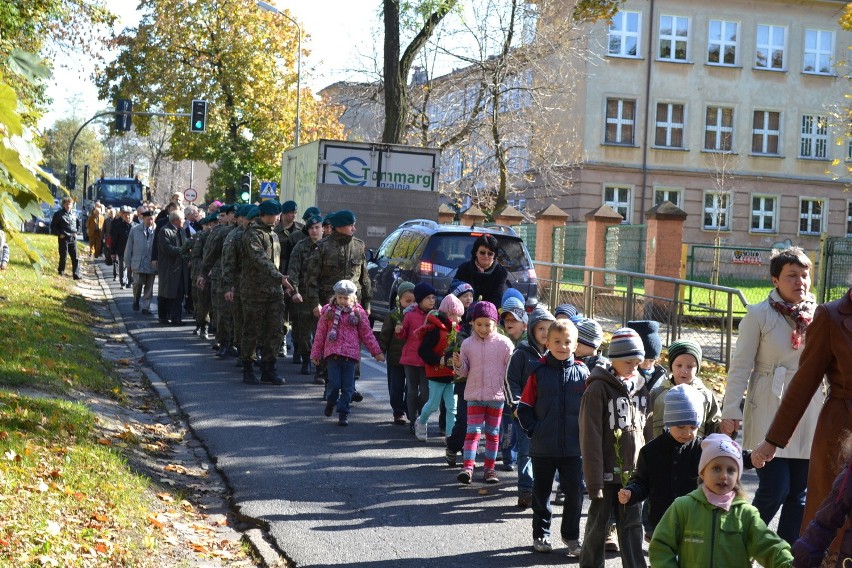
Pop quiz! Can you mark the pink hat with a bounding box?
[699,433,743,480]
[469,301,499,323]
[439,294,464,317]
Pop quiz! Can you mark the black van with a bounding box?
[367,219,538,322]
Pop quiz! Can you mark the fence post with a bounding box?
[643,201,687,319]
[726,292,734,371]
[437,203,455,224]
[493,205,524,228]
[460,205,487,227]
[534,204,569,286]
[584,205,623,288]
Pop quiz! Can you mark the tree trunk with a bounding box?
[382,0,405,144]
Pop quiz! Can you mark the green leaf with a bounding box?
[7,49,52,83]
[0,83,23,137]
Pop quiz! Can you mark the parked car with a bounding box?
[367,219,538,322]
[24,204,54,234]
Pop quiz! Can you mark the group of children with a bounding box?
[309,276,850,567]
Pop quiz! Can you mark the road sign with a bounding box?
[183,188,198,202]
[259,181,278,201]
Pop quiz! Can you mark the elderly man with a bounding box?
[157,209,188,324]
[110,206,134,288]
[125,209,157,313]
[50,196,81,279]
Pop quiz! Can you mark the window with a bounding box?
[507,198,527,211]
[604,185,632,223]
[799,114,828,159]
[703,191,731,231]
[755,24,786,70]
[654,103,685,148]
[752,110,781,155]
[799,198,825,235]
[608,11,641,57]
[751,195,777,232]
[803,29,833,74]
[659,15,689,61]
[655,188,681,207]
[705,106,734,151]
[847,201,852,237]
[708,20,738,65]
[605,98,636,145]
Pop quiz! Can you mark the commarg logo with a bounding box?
[328,157,369,186]
[329,156,432,189]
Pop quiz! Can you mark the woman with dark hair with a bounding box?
[454,234,511,306]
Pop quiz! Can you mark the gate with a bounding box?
[820,237,852,303]
[604,224,645,287]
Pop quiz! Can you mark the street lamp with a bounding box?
[257,1,301,147]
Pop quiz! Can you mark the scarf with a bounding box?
[702,484,735,512]
[327,303,359,342]
[767,289,816,349]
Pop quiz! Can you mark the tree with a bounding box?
[40,117,107,184]
[97,0,342,201]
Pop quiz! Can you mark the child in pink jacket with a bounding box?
[311,280,385,426]
[396,282,437,434]
[452,301,515,485]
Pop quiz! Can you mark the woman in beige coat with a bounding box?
[720,247,823,546]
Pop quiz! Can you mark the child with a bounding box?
[452,301,515,484]
[499,289,528,470]
[650,433,793,567]
[650,340,721,438]
[518,319,589,557]
[311,280,385,426]
[505,306,555,508]
[445,297,476,467]
[397,282,437,434]
[579,327,650,568]
[627,320,668,392]
[414,294,465,441]
[554,303,581,319]
[379,281,415,425]
[449,279,475,311]
[574,317,607,370]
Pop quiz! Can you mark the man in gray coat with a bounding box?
[157,210,187,324]
[125,209,157,314]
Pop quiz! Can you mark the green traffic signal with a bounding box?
[241,191,250,201]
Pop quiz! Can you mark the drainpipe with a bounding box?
[639,0,655,223]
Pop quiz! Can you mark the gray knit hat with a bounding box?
[333,279,357,296]
[396,281,415,298]
[607,328,645,361]
[664,384,704,427]
[575,317,604,349]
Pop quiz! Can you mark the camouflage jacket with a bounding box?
[274,221,303,273]
[220,225,247,294]
[241,219,284,302]
[201,223,235,281]
[304,231,371,310]
[189,230,211,280]
[287,235,319,296]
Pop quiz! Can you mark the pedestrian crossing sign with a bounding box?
[259,181,278,201]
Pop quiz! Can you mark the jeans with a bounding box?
[753,457,809,545]
[500,411,518,465]
[386,363,407,417]
[531,456,583,541]
[327,356,357,416]
[57,237,79,277]
[418,380,456,435]
[447,382,467,453]
[580,485,646,568]
[514,417,532,493]
[404,365,429,422]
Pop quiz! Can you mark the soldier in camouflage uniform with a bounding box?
[287,213,323,377]
[200,204,237,357]
[186,213,217,338]
[222,205,256,365]
[240,200,287,385]
[285,206,320,363]
[274,200,303,359]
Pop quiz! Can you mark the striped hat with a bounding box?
[554,303,580,319]
[607,328,645,361]
[667,340,703,372]
[575,318,604,349]
[664,384,704,427]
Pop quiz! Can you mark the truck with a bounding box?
[279,140,442,249]
[84,177,146,212]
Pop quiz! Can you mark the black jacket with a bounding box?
[454,260,510,306]
[50,208,78,240]
[110,218,132,257]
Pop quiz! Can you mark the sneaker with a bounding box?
[457,468,472,485]
[393,414,407,425]
[351,391,363,403]
[338,414,348,426]
[533,537,552,553]
[483,469,499,484]
[414,420,428,442]
[444,448,457,467]
[563,538,582,557]
[517,492,532,509]
[605,526,619,552]
[553,490,565,505]
[501,462,516,472]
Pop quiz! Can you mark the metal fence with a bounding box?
[534,261,748,369]
[515,223,537,260]
[686,244,773,310]
[553,225,587,283]
[819,237,852,303]
[605,224,646,287]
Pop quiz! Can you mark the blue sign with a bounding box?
[259,181,278,201]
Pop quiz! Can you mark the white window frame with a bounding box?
[654,102,686,148]
[799,197,826,236]
[799,114,829,159]
[703,190,732,231]
[755,24,787,71]
[705,106,734,152]
[507,198,527,211]
[750,194,778,233]
[803,29,834,75]
[847,200,852,237]
[752,110,781,155]
[654,187,682,207]
[603,184,632,223]
[707,20,739,66]
[608,11,642,58]
[658,15,690,62]
[604,98,636,145]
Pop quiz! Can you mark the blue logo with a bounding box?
[328,157,368,186]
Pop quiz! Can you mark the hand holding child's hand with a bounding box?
[618,489,631,504]
[451,352,461,368]
[374,353,385,363]
[720,419,740,436]
[394,324,402,335]
[311,358,321,367]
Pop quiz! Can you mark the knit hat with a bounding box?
[331,209,356,228]
[664,384,704,427]
[554,303,580,319]
[607,328,645,360]
[281,200,298,213]
[501,288,525,306]
[439,294,465,318]
[469,301,499,323]
[500,296,528,325]
[396,281,415,299]
[667,340,703,372]
[302,206,321,220]
[699,433,743,481]
[413,282,437,303]
[258,200,282,216]
[527,307,556,333]
[575,318,604,349]
[333,279,357,296]
[450,280,474,298]
[627,320,663,360]
[245,206,260,220]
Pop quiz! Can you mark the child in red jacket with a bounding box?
[397,282,437,434]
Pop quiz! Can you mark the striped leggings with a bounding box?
[462,400,503,471]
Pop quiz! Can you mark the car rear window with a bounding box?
[422,233,532,272]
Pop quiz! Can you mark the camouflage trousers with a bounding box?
[240,297,285,363]
[211,278,233,345]
[290,301,318,360]
[230,292,243,349]
[193,275,211,328]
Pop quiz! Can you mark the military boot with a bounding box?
[242,360,259,385]
[216,342,229,357]
[260,362,285,385]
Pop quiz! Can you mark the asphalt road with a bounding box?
[97,262,771,567]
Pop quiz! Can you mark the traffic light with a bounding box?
[66,163,77,191]
[190,100,208,132]
[115,98,132,131]
[240,173,252,202]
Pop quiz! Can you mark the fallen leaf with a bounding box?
[97,438,112,446]
[147,515,165,529]
[45,520,60,536]
[36,481,48,492]
[478,488,489,495]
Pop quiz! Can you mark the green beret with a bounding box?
[258,200,282,216]
[233,205,244,218]
[302,206,321,220]
[322,211,335,226]
[331,209,356,228]
[219,204,235,214]
[303,214,322,228]
[282,200,297,213]
[245,205,260,220]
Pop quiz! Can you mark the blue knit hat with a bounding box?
[627,320,663,360]
[413,282,437,303]
[664,384,704,427]
[500,296,528,325]
[607,328,645,360]
[450,280,473,298]
[554,303,580,319]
